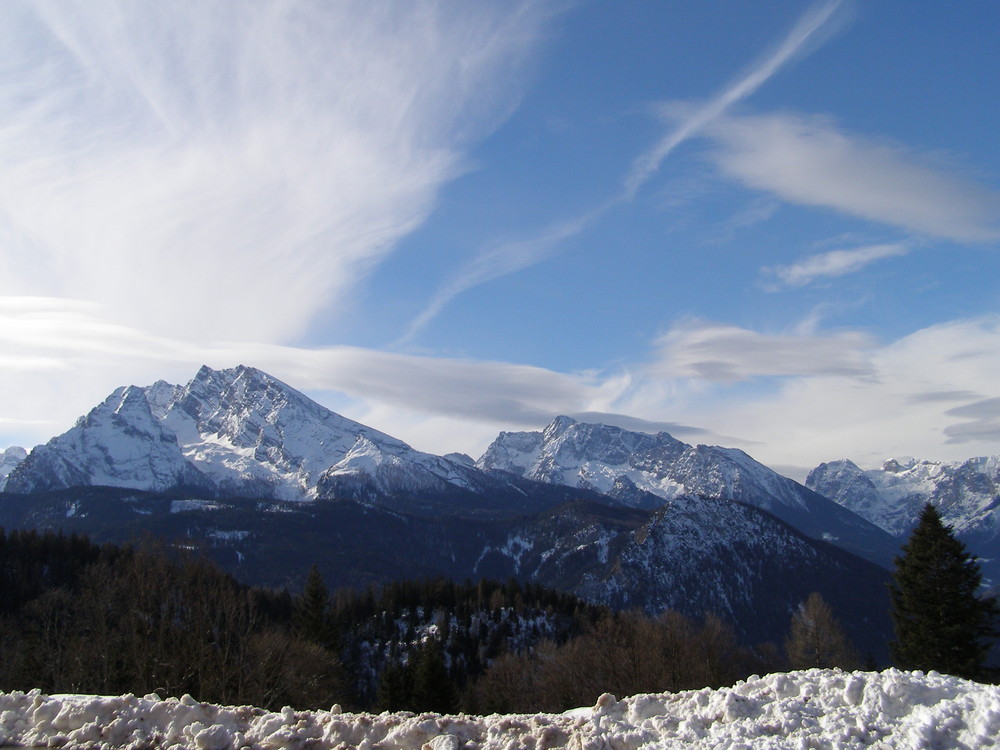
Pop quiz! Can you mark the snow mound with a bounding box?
[2,669,998,749]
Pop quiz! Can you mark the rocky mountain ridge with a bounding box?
[5,365,490,504]
[806,456,1000,580]
[0,364,907,652]
[477,416,897,567]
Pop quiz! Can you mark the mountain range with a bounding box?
[807,457,1000,581]
[1,363,994,654]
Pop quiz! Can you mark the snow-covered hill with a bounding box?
[2,669,997,749]
[4,365,486,502]
[478,417,897,567]
[0,446,26,490]
[806,456,1000,578]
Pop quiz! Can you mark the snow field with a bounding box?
[1,669,998,749]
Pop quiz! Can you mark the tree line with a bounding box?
[0,502,996,713]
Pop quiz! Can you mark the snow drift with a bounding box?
[2,669,998,749]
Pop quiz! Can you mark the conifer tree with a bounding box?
[293,566,333,646]
[410,639,455,713]
[889,503,998,680]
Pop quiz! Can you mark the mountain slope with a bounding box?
[478,416,897,567]
[0,485,892,655]
[476,494,891,653]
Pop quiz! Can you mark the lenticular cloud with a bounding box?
[2,669,998,749]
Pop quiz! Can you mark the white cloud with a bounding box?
[626,316,1000,476]
[0,296,623,451]
[705,112,1000,242]
[401,0,847,339]
[0,0,547,343]
[397,210,600,344]
[5,296,1000,479]
[763,242,910,288]
[649,319,875,382]
[624,0,846,197]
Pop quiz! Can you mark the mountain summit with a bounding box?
[5,365,482,502]
[1,367,898,650]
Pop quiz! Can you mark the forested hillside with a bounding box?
[0,529,848,712]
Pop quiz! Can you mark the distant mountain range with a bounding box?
[807,457,1000,581]
[0,363,991,654]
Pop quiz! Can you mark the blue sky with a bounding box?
[2,0,999,479]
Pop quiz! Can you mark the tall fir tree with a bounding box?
[889,503,998,680]
[293,565,333,647]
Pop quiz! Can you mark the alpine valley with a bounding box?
[4,363,981,657]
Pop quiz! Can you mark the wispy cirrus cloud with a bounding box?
[624,0,847,197]
[763,241,911,289]
[402,1,848,340]
[0,0,548,343]
[395,210,600,345]
[704,112,1000,242]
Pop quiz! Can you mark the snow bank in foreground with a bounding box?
[2,669,998,749]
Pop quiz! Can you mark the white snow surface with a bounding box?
[2,670,998,749]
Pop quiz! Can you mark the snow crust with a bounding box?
[2,670,997,749]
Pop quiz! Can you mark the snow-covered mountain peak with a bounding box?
[542,414,578,440]
[806,453,1000,579]
[328,435,396,476]
[479,417,790,509]
[479,416,897,566]
[0,446,28,490]
[882,456,917,473]
[5,365,502,505]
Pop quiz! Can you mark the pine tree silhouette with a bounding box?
[889,503,998,680]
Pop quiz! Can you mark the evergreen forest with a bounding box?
[0,514,995,714]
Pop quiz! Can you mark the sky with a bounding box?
[2,0,999,480]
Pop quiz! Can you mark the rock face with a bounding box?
[806,456,1000,580]
[478,417,898,567]
[4,365,485,502]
